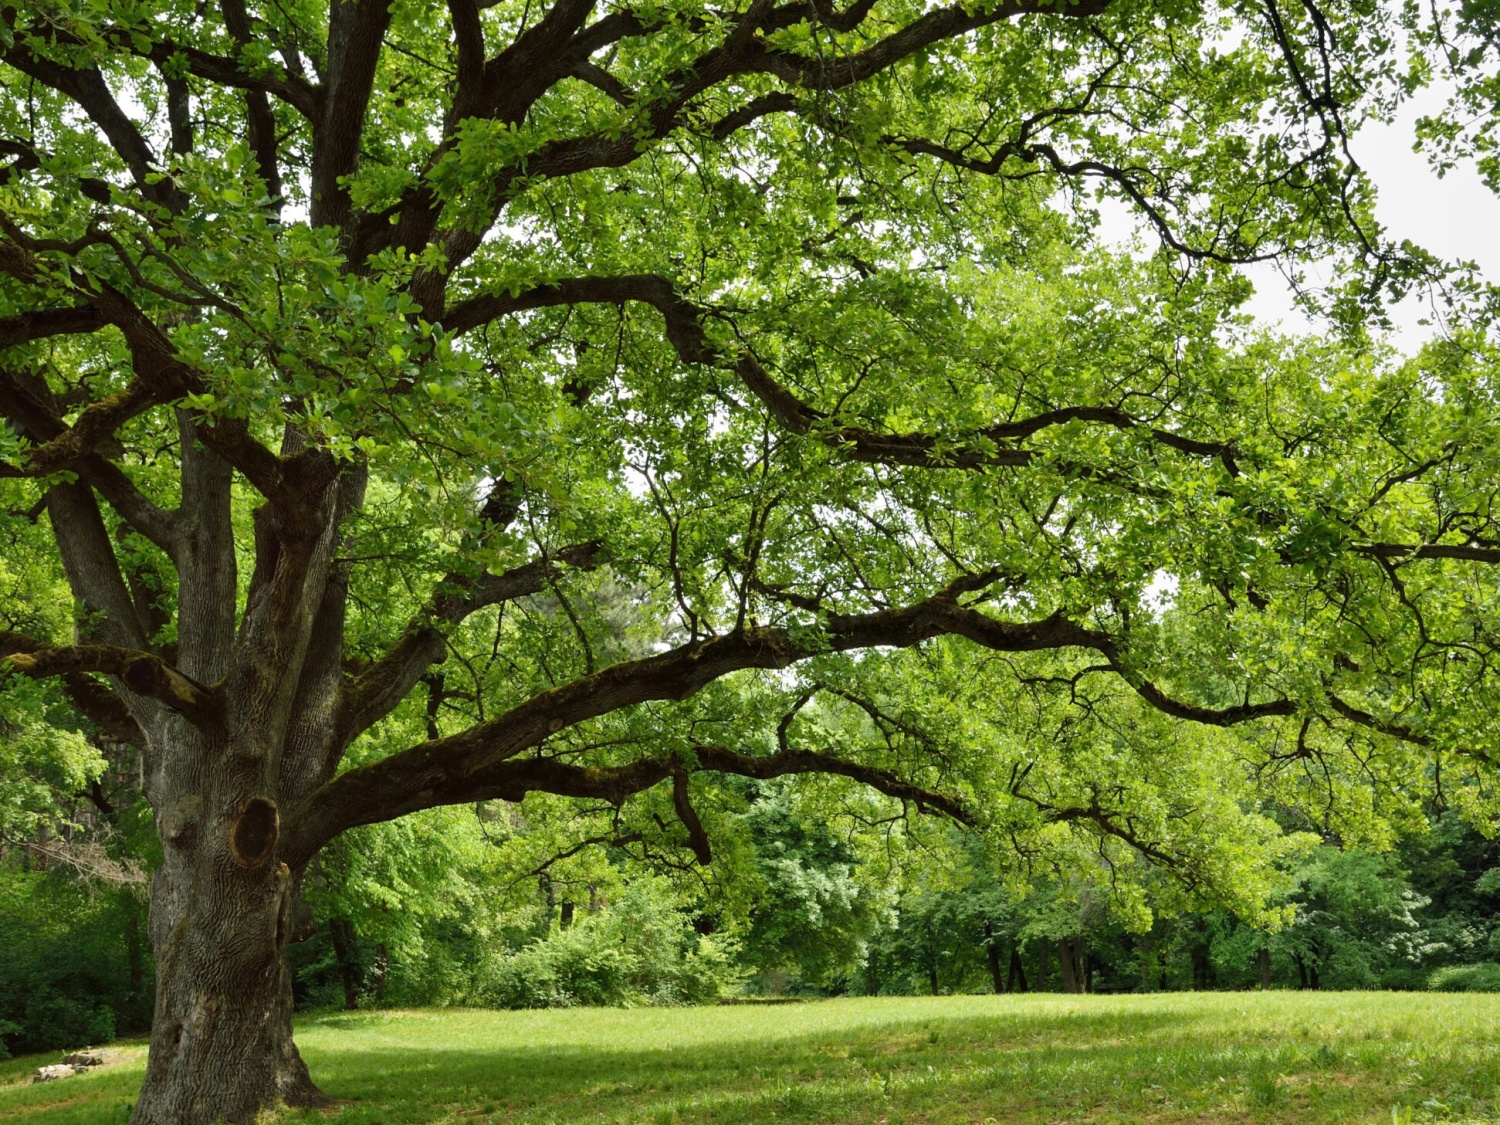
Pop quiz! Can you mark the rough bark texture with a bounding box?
[135,843,325,1123]
[1057,936,1086,994]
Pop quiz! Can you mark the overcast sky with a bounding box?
[1239,82,1499,352]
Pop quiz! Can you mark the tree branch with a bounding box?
[0,42,178,208]
[445,274,1240,472]
[0,305,109,348]
[0,630,145,746]
[0,366,178,550]
[289,582,1100,857]
[338,540,604,742]
[1,643,220,729]
[312,0,395,232]
[285,741,973,865]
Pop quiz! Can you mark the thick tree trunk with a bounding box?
[1258,947,1272,990]
[1057,938,1075,993]
[131,806,328,1125]
[1190,947,1211,990]
[1058,937,1085,994]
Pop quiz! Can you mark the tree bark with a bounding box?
[1190,946,1211,990]
[1258,947,1272,990]
[132,814,327,1124]
[1057,937,1080,994]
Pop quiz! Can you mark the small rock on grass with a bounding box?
[31,1049,109,1082]
[31,1065,79,1083]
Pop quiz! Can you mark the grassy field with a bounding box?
[2,992,1499,1124]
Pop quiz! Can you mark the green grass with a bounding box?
[3,993,1500,1124]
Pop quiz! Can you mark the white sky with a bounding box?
[1240,82,1500,352]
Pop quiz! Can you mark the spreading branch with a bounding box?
[338,540,605,742]
[1,643,220,729]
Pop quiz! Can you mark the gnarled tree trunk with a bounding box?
[133,828,325,1124]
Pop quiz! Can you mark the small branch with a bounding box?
[338,540,605,741]
[671,767,712,864]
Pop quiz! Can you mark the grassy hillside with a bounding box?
[2,992,1498,1123]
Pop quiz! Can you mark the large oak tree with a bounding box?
[3,0,1499,1118]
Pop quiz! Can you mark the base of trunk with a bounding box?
[131,853,330,1125]
[131,991,330,1125]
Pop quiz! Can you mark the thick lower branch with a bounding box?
[0,630,146,745]
[286,743,972,866]
[1,644,219,728]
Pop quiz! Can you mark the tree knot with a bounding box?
[228,797,280,869]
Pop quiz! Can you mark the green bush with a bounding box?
[0,872,151,1055]
[1427,963,1500,992]
[475,881,745,1009]
[1379,967,1430,991]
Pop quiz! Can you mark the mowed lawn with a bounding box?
[2,993,1499,1124]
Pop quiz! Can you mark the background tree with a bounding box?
[3,0,1500,1119]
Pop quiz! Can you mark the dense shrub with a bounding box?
[0,871,151,1056]
[1428,963,1500,992]
[475,882,745,1009]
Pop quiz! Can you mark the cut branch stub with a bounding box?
[228,798,280,869]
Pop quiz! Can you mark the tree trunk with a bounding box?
[1294,954,1309,990]
[329,916,361,1010]
[1190,946,1211,990]
[131,814,328,1124]
[928,966,940,996]
[371,944,389,999]
[1058,937,1083,994]
[1007,944,1028,993]
[1258,947,1272,990]
[1069,938,1085,994]
[985,923,1004,993]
